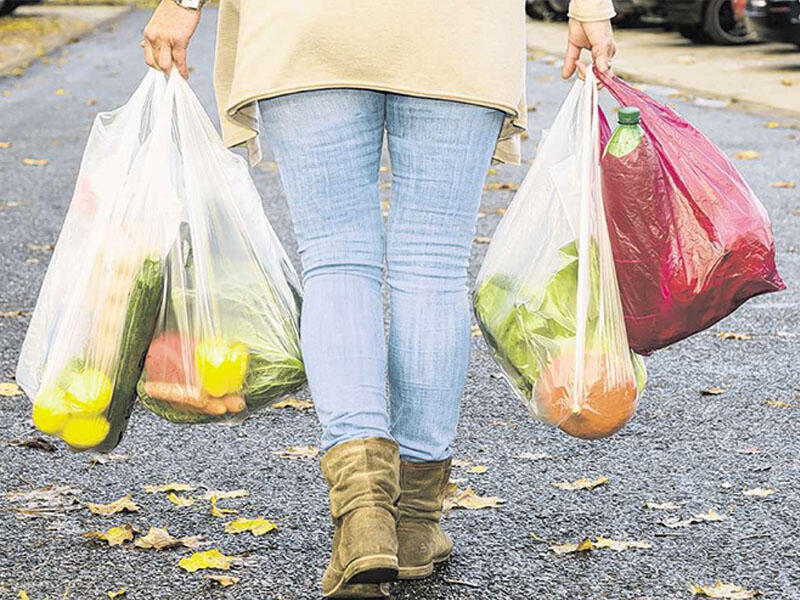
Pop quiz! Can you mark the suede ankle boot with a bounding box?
[396,458,453,579]
[320,437,400,598]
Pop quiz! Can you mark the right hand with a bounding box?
[141,0,202,79]
[561,18,616,82]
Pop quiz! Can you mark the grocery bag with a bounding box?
[474,69,645,440]
[135,72,305,424]
[596,69,785,355]
[16,71,182,451]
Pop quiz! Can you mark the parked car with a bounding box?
[526,0,662,23]
[663,0,756,43]
[743,0,800,46]
[0,0,41,17]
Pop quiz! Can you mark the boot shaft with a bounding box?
[398,458,452,521]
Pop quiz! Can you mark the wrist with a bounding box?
[170,0,205,10]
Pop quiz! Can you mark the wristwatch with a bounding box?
[171,0,206,9]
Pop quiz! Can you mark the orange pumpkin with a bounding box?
[534,349,637,440]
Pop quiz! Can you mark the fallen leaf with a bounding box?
[593,537,652,551]
[210,496,237,518]
[197,489,249,501]
[780,79,794,87]
[204,575,239,587]
[271,397,314,410]
[273,445,320,460]
[470,324,482,337]
[644,501,682,510]
[763,399,791,408]
[495,207,506,215]
[660,508,727,528]
[134,526,205,550]
[0,382,22,396]
[516,451,553,461]
[11,67,24,76]
[18,592,29,600]
[85,98,97,107]
[765,121,780,129]
[443,485,504,511]
[716,332,751,341]
[689,580,761,598]
[474,236,492,244]
[55,88,66,96]
[224,517,277,536]
[467,465,488,474]
[721,481,733,489]
[83,524,135,546]
[701,387,725,396]
[4,485,82,518]
[21,158,49,166]
[9,436,56,452]
[87,495,139,516]
[742,488,774,497]
[107,590,126,599]
[166,493,194,507]
[0,310,26,318]
[143,482,196,494]
[178,549,235,573]
[26,243,54,252]
[484,181,519,192]
[487,168,498,175]
[451,459,472,468]
[550,538,594,555]
[25,257,40,265]
[0,142,10,148]
[88,452,129,464]
[734,446,763,455]
[769,181,795,189]
[552,476,608,491]
[734,150,760,160]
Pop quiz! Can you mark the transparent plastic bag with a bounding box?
[134,72,305,424]
[473,70,645,440]
[16,71,183,451]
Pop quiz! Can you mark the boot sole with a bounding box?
[344,554,399,585]
[396,551,451,580]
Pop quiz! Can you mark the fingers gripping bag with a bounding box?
[473,70,646,440]
[135,72,305,424]
[596,69,784,355]
[16,71,182,451]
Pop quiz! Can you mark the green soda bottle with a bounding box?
[604,107,642,158]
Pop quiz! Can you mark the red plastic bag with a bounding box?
[596,70,784,354]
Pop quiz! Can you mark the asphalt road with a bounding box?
[1,8,799,600]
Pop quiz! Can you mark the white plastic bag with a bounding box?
[17,70,304,451]
[473,70,645,440]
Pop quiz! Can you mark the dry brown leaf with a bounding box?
[85,98,97,107]
[271,397,314,410]
[22,158,49,166]
[197,489,249,501]
[0,310,26,318]
[55,88,66,96]
[134,526,205,550]
[701,387,725,396]
[166,492,194,507]
[0,141,11,149]
[742,488,774,497]
[443,486,504,511]
[87,495,139,516]
[734,150,760,160]
[716,332,751,341]
[205,574,240,587]
[763,399,791,408]
[83,524,135,546]
[552,476,608,491]
[179,549,236,573]
[26,243,53,252]
[550,538,594,555]
[516,452,553,461]
[107,590,126,599]
[470,324,482,337]
[143,482,196,494]
[689,580,761,599]
[451,459,472,468]
[643,501,682,511]
[0,382,22,397]
[780,79,794,87]
[210,496,238,518]
[273,445,320,460]
[765,121,780,129]
[660,508,727,528]
[467,465,488,474]
[224,517,277,536]
[484,181,519,192]
[9,436,56,452]
[550,536,650,554]
[474,236,492,244]
[4,485,81,518]
[769,181,796,189]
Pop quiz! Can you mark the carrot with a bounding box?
[222,395,246,413]
[143,381,207,410]
[205,399,227,416]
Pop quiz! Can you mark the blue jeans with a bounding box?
[259,90,503,462]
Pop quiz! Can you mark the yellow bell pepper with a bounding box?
[195,339,249,397]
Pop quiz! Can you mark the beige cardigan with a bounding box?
[213,0,615,167]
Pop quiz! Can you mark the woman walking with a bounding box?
[141,1,616,596]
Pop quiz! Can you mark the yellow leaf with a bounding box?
[701,387,725,396]
[593,537,652,551]
[224,517,278,536]
[85,98,97,107]
[516,452,553,461]
[0,142,10,149]
[83,524,135,546]
[769,181,795,189]
[443,486,504,511]
[166,492,194,507]
[271,397,314,410]
[780,79,794,87]
[716,332,751,341]
[552,476,608,491]
[178,549,234,573]
[87,495,139,516]
[210,496,237,518]
[27,243,54,252]
[11,67,24,76]
[205,575,239,586]
[107,590,126,599]
[22,158,49,166]
[0,382,22,397]
[742,488,774,497]
[451,459,472,468]
[2,90,10,98]
[734,150,760,160]
[483,181,519,192]
[143,482,196,493]
[55,88,66,96]
[474,236,492,244]
[273,445,320,460]
[487,168,497,175]
[197,489,249,500]
[643,501,681,510]
[765,121,780,129]
[470,325,482,337]
[134,526,204,550]
[19,592,29,600]
[467,465,488,474]
[495,208,506,215]
[690,580,761,598]
[763,399,791,408]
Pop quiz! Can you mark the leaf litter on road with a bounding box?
[197,489,249,501]
[552,476,608,491]
[273,445,320,460]
[166,493,194,507]
[143,482,196,494]
[179,549,238,573]
[715,332,751,341]
[0,381,22,396]
[550,537,651,555]
[9,436,56,452]
[4,485,82,518]
[210,496,237,518]
[224,517,277,536]
[742,488,774,497]
[443,484,504,511]
[643,501,683,510]
[134,527,205,550]
[87,495,139,516]
[83,523,135,546]
[701,387,725,396]
[271,397,313,410]
[689,581,761,599]
[205,575,239,586]
[659,508,727,529]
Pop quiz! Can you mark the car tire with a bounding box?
[703,0,757,44]
[677,24,710,42]
[0,1,21,17]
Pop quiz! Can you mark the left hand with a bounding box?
[561,18,616,82]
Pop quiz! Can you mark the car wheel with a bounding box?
[703,0,757,44]
[526,0,555,20]
[677,24,710,42]
[0,1,21,17]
